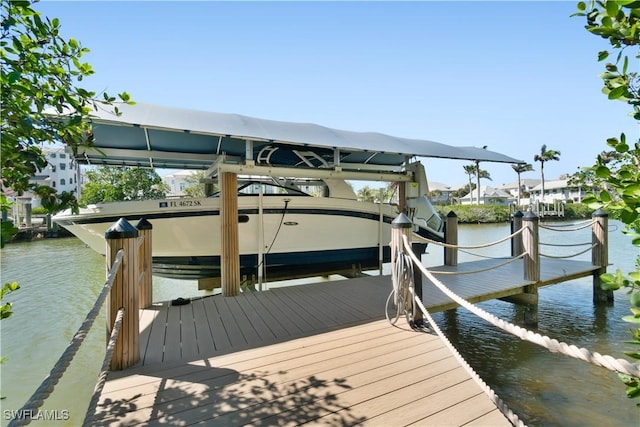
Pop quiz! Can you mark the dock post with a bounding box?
[220,172,240,296]
[511,210,524,257]
[522,211,539,326]
[25,202,32,228]
[412,242,424,323]
[391,213,420,322]
[591,209,613,304]
[444,211,458,266]
[105,218,140,370]
[136,218,153,309]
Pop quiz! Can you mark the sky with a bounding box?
[36,0,638,189]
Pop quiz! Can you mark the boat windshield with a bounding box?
[209,180,311,197]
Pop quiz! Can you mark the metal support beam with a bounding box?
[217,162,414,182]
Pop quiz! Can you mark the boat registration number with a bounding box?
[159,200,202,208]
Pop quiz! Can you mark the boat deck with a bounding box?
[92,257,598,425]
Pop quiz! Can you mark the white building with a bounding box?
[162,170,200,196]
[8,147,80,224]
[530,176,587,203]
[428,181,454,204]
[41,147,78,194]
[459,185,513,205]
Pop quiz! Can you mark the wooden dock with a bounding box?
[91,257,599,426]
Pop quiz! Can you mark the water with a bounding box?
[0,221,638,426]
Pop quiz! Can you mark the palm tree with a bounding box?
[511,163,534,207]
[533,145,561,209]
[473,160,492,205]
[463,164,476,204]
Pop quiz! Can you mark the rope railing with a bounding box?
[401,235,640,379]
[539,241,592,247]
[458,249,511,259]
[539,219,595,232]
[540,244,597,260]
[431,253,527,276]
[540,218,595,228]
[387,244,526,426]
[8,249,125,427]
[82,307,125,427]
[407,286,527,427]
[414,226,524,249]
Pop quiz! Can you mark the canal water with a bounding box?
[0,220,637,426]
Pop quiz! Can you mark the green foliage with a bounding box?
[182,171,210,198]
[0,281,19,364]
[357,184,395,203]
[562,202,594,219]
[534,144,561,204]
[1,0,133,244]
[79,166,169,205]
[0,194,18,248]
[574,0,640,405]
[435,205,511,223]
[512,163,535,206]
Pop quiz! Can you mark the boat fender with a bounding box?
[171,297,191,306]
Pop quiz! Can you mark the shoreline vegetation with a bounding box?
[434,202,594,223]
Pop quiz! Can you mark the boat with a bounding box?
[53,161,444,284]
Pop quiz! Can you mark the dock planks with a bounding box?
[92,257,599,426]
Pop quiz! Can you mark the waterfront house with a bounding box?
[459,185,513,205]
[530,176,587,204]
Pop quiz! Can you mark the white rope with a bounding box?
[458,249,511,259]
[540,244,597,259]
[430,253,527,276]
[82,307,125,427]
[386,250,414,325]
[540,218,595,228]
[389,245,526,426]
[539,220,595,232]
[8,249,125,427]
[408,287,527,427]
[402,235,640,379]
[413,226,525,249]
[539,241,592,247]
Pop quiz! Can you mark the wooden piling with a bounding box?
[591,209,613,304]
[391,213,419,322]
[511,210,524,257]
[522,211,539,281]
[105,218,139,370]
[444,211,458,266]
[522,211,539,326]
[412,242,424,323]
[136,218,153,309]
[220,172,240,296]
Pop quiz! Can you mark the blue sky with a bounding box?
[37,1,638,188]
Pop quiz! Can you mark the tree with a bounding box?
[182,171,210,198]
[1,0,132,235]
[474,162,492,206]
[1,0,132,373]
[464,163,491,205]
[512,163,534,207]
[574,0,640,404]
[533,144,561,208]
[79,166,168,205]
[356,183,395,203]
[463,164,476,204]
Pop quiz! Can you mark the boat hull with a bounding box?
[54,195,440,281]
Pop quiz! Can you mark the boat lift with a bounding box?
[66,102,523,296]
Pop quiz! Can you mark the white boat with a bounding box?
[53,162,444,283]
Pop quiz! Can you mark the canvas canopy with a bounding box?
[72,102,523,172]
